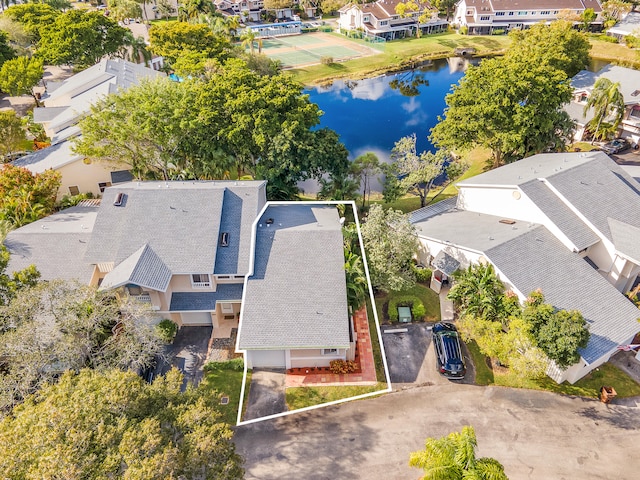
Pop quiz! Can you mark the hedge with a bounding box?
[388,295,426,322]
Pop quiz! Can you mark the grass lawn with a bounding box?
[467,344,640,398]
[285,382,388,410]
[375,283,441,325]
[366,297,387,382]
[199,358,245,425]
[290,32,511,86]
[589,37,640,68]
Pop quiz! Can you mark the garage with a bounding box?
[248,350,286,368]
[179,311,213,326]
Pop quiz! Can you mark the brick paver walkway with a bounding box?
[285,306,378,387]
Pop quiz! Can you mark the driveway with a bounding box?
[381,322,475,386]
[154,326,212,389]
[244,368,287,421]
[234,383,640,480]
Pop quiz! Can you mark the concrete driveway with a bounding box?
[234,383,640,480]
[381,323,474,386]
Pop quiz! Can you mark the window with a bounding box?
[541,10,550,15]
[379,20,388,25]
[322,348,338,355]
[508,11,514,15]
[69,185,80,195]
[553,10,559,14]
[495,11,505,16]
[191,274,211,287]
[480,15,489,20]
[630,107,640,119]
[363,15,369,21]
[518,11,527,15]
[98,181,112,193]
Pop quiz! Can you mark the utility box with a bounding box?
[398,306,412,323]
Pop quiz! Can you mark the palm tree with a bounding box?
[120,32,152,66]
[447,263,506,323]
[583,77,625,143]
[178,0,215,22]
[344,251,368,312]
[409,426,509,480]
[240,29,257,54]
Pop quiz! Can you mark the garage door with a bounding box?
[249,350,286,368]
[180,312,213,326]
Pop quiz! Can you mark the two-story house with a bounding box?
[453,0,603,35]
[338,0,447,40]
[410,152,640,384]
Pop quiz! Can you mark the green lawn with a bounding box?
[375,283,441,324]
[290,32,511,85]
[199,358,245,425]
[366,297,387,382]
[286,382,388,410]
[589,37,640,68]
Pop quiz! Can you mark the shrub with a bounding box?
[204,358,244,372]
[156,319,178,343]
[321,56,334,65]
[459,26,468,35]
[597,33,619,43]
[58,193,90,209]
[329,359,358,374]
[412,265,432,284]
[491,29,505,35]
[387,295,426,322]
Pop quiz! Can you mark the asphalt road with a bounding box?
[234,383,640,480]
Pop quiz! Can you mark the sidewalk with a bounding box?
[285,306,378,387]
[439,286,454,321]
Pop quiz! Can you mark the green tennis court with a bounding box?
[256,32,380,68]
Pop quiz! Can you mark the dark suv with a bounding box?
[432,322,466,379]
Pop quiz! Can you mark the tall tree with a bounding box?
[36,10,129,68]
[0,56,44,106]
[177,0,216,21]
[360,204,417,292]
[107,0,143,22]
[2,3,60,42]
[0,32,15,69]
[432,0,456,20]
[119,31,152,65]
[351,152,381,209]
[580,8,597,31]
[0,368,244,478]
[0,110,26,160]
[583,77,625,142]
[344,251,368,312]
[148,21,230,66]
[410,426,509,480]
[602,0,633,28]
[0,246,40,308]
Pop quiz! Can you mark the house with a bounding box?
[13,59,164,200]
[214,0,314,22]
[238,204,354,369]
[4,183,354,369]
[410,151,640,384]
[606,11,640,41]
[338,0,447,40]
[452,0,603,35]
[567,64,640,145]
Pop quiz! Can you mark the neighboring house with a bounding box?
[453,0,603,34]
[567,65,640,145]
[4,182,354,369]
[13,59,164,200]
[606,11,640,41]
[238,204,354,369]
[214,0,314,22]
[338,0,447,40]
[410,151,640,384]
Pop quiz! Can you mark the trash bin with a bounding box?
[599,386,617,404]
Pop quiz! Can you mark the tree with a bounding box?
[0,368,244,478]
[0,32,15,69]
[263,0,293,11]
[0,246,40,308]
[344,251,368,312]
[583,77,625,142]
[409,426,509,480]
[0,110,26,160]
[119,31,152,65]
[430,56,573,168]
[580,8,597,31]
[2,3,60,42]
[394,0,434,37]
[177,0,216,21]
[432,0,456,20]
[319,0,347,15]
[0,164,60,227]
[0,56,44,106]
[360,204,417,292]
[157,0,177,19]
[447,263,507,322]
[0,280,167,411]
[107,0,143,22]
[602,0,633,28]
[351,152,381,209]
[240,28,259,54]
[522,291,590,369]
[36,10,129,68]
[148,21,230,66]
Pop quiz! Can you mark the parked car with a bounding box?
[432,322,466,379]
[601,138,631,155]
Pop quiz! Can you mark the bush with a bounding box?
[459,26,468,35]
[329,359,358,374]
[204,358,244,372]
[597,33,619,43]
[156,319,178,343]
[321,56,334,65]
[412,265,432,284]
[387,295,426,321]
[491,28,505,35]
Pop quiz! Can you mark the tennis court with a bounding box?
[257,32,382,68]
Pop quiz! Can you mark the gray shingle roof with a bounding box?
[409,196,458,224]
[520,179,599,251]
[85,181,266,276]
[571,64,640,105]
[169,284,244,311]
[4,205,98,284]
[608,218,640,264]
[12,140,82,174]
[486,227,640,365]
[100,244,172,292]
[238,204,350,350]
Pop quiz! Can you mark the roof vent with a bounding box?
[632,90,640,97]
[219,232,229,247]
[499,219,516,225]
[265,218,274,225]
[113,193,125,206]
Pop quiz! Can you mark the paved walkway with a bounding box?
[439,286,454,321]
[285,306,378,387]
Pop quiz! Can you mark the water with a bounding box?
[304,57,472,165]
